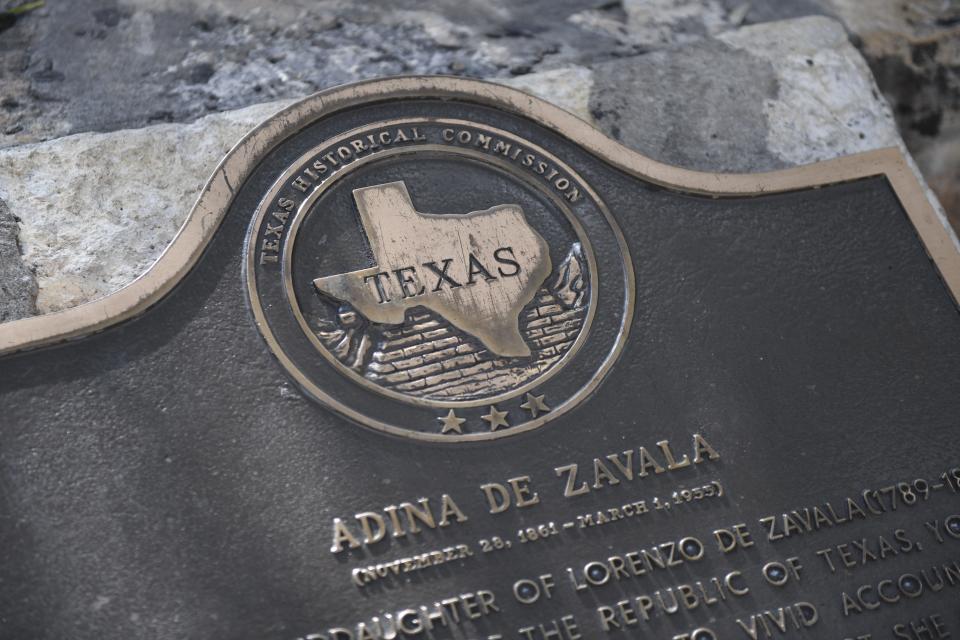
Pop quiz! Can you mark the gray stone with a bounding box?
[2,0,955,230]
[0,0,632,148]
[589,17,903,173]
[586,15,954,243]
[819,0,960,231]
[0,14,954,318]
[915,134,960,233]
[621,0,730,46]
[0,198,37,322]
[615,0,840,46]
[718,16,903,167]
[0,99,293,314]
[589,39,784,173]
[0,0,846,148]
[498,65,594,121]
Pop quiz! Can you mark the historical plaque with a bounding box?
[1,77,959,640]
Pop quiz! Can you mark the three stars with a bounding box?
[438,409,466,434]
[481,406,509,431]
[438,393,550,434]
[520,393,550,418]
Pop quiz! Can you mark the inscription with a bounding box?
[313,181,551,358]
[329,434,719,556]
[249,115,630,437]
[291,127,426,193]
[815,529,922,574]
[306,441,960,639]
[761,469,960,542]
[893,614,951,640]
[565,535,707,592]
[440,128,582,203]
[241,106,960,639]
[554,433,720,498]
[597,571,750,630]
[351,544,474,588]
[331,493,469,553]
[309,589,499,640]
[841,560,960,616]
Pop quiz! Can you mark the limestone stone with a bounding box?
[0,100,293,314]
[0,1,838,148]
[588,39,785,173]
[0,199,37,322]
[0,0,629,148]
[587,16,954,244]
[0,68,600,315]
[587,16,906,171]
[819,0,960,231]
[2,0,955,228]
[717,16,902,166]
[0,14,954,318]
[915,140,960,232]
[622,0,729,46]
[498,66,594,122]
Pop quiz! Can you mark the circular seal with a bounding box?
[246,116,633,441]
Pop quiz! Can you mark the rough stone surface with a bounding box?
[0,198,37,321]
[0,3,955,317]
[825,0,959,142]
[1,1,956,228]
[822,0,960,230]
[0,66,602,314]
[586,16,953,240]
[0,99,293,313]
[499,65,594,122]
[916,134,960,231]
[0,0,847,148]
[719,16,903,167]
[0,0,643,148]
[588,17,902,173]
[622,0,730,46]
[589,39,785,173]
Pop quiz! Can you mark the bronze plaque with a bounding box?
[1,77,960,640]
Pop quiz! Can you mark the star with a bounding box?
[481,406,510,431]
[438,409,466,434]
[520,393,550,418]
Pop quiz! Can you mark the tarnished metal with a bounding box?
[1,77,959,639]
[248,117,629,441]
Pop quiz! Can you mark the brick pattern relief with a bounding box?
[316,243,588,401]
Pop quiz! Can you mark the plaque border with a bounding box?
[1,76,958,358]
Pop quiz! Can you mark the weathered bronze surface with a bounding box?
[1,77,959,639]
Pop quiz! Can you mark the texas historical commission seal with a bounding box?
[246,116,634,441]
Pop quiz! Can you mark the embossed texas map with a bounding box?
[314,182,552,357]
